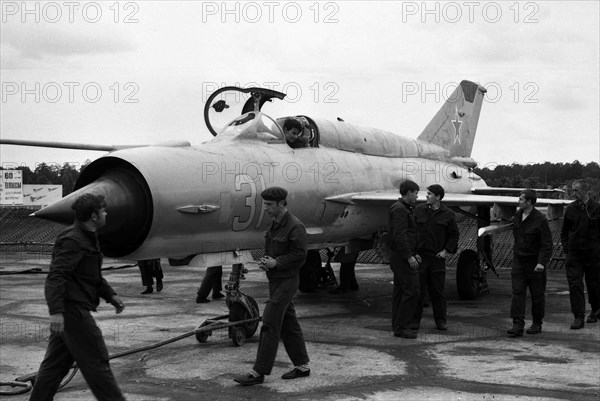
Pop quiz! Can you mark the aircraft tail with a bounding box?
[417,80,486,158]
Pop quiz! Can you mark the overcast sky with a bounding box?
[1,1,598,171]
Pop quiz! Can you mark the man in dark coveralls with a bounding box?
[507,189,553,337]
[234,187,310,386]
[413,184,459,332]
[561,179,600,329]
[29,193,126,401]
[388,180,421,339]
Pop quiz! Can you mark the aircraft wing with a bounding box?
[471,187,565,196]
[326,190,572,207]
[0,139,191,151]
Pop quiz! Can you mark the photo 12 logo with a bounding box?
[201,1,340,23]
[202,81,340,104]
[2,81,140,104]
[1,1,139,23]
[401,81,540,104]
[400,1,540,24]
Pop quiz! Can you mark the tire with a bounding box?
[228,297,259,341]
[245,296,260,338]
[195,321,212,343]
[231,327,246,347]
[456,249,480,300]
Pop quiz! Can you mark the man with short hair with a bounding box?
[561,179,600,329]
[388,180,421,339]
[507,189,553,337]
[283,118,309,149]
[413,184,459,331]
[234,186,310,386]
[30,193,126,401]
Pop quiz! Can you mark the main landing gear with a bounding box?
[455,206,499,300]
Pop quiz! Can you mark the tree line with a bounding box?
[2,160,599,197]
[474,160,599,199]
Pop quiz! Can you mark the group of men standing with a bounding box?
[388,179,600,340]
[29,178,599,398]
[388,181,459,339]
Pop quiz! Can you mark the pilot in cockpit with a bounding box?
[283,118,310,149]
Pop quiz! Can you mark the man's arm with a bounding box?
[44,238,84,334]
[45,238,83,315]
[445,213,460,254]
[560,208,571,254]
[537,216,554,268]
[391,206,412,260]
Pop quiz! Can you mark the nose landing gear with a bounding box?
[195,263,261,346]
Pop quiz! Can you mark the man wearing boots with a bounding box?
[561,179,600,329]
[413,184,459,331]
[233,187,310,386]
[388,180,421,339]
[195,265,225,303]
[508,190,553,337]
[138,258,164,294]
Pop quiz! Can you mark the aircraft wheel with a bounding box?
[245,296,260,338]
[456,250,479,300]
[231,327,246,347]
[195,321,212,343]
[229,299,260,338]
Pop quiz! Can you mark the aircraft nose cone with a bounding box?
[33,164,153,258]
[32,177,118,224]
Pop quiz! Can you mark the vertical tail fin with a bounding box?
[417,80,486,158]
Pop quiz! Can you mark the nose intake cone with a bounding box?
[33,163,152,258]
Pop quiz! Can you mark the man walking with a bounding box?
[413,184,459,331]
[30,193,126,401]
[388,180,421,339]
[234,187,310,385]
[507,190,553,337]
[561,179,600,329]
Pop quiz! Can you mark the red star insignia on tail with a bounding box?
[452,106,462,145]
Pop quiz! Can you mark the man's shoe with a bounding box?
[196,295,210,304]
[526,322,542,334]
[156,279,163,292]
[141,286,153,294]
[571,317,585,329]
[281,368,310,380]
[507,319,524,337]
[212,292,225,300]
[394,330,417,339]
[233,373,264,386]
[436,322,447,331]
[586,310,599,323]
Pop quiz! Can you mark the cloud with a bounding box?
[1,23,137,69]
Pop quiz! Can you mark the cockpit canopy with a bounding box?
[204,86,317,146]
[212,111,285,143]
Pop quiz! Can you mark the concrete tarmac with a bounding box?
[0,253,598,400]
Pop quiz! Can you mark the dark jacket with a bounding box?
[513,207,553,266]
[388,199,418,260]
[45,222,116,315]
[415,203,459,255]
[264,211,308,280]
[561,198,600,253]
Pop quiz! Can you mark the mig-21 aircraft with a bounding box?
[0,80,571,299]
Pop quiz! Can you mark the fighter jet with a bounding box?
[0,80,570,299]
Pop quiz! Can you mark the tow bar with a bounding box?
[0,263,261,396]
